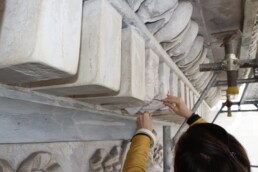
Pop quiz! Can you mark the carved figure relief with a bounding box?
[90,141,131,172]
[147,143,163,172]
[0,151,62,172]
[0,159,14,172]
[90,146,122,172]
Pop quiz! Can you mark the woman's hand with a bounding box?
[161,95,192,119]
[136,112,153,131]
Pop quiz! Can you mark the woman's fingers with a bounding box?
[136,111,153,131]
[164,103,177,111]
[161,95,180,104]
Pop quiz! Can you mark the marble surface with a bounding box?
[168,21,199,57]
[154,2,193,42]
[77,27,146,109]
[170,72,179,97]
[127,0,144,12]
[30,0,122,97]
[0,141,122,172]
[0,0,82,84]
[158,63,170,99]
[137,0,177,22]
[0,84,137,143]
[177,36,204,67]
[145,49,160,102]
[178,80,185,103]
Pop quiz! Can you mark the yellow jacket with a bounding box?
[122,117,206,172]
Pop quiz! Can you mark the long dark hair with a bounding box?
[174,123,250,172]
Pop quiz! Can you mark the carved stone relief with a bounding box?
[126,0,219,107]
[127,0,144,12]
[177,36,204,67]
[147,142,163,172]
[0,141,125,172]
[89,141,130,172]
[145,49,160,102]
[167,21,199,56]
[154,2,193,43]
[137,0,178,34]
[0,151,62,172]
[0,159,14,172]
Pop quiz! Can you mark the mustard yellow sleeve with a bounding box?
[190,117,207,126]
[122,135,151,172]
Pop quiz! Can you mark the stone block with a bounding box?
[185,86,190,109]
[190,91,194,109]
[30,0,122,96]
[170,72,178,97]
[0,0,82,84]
[178,80,185,103]
[78,27,145,109]
[145,49,160,102]
[157,63,170,99]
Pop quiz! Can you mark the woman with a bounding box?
[123,95,250,172]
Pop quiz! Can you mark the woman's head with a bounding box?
[174,123,250,172]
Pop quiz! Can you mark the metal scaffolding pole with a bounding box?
[163,126,172,172]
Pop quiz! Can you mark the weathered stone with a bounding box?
[47,163,62,172]
[127,0,144,12]
[184,48,208,75]
[90,149,107,172]
[137,0,178,22]
[145,49,160,102]
[178,80,185,103]
[77,27,145,109]
[145,8,175,34]
[205,88,220,107]
[160,22,190,51]
[167,21,199,56]
[161,21,191,51]
[154,2,193,42]
[157,63,170,99]
[180,47,204,72]
[195,72,213,92]
[17,151,52,172]
[136,62,170,113]
[0,159,14,172]
[0,0,82,84]
[103,146,121,171]
[137,0,178,34]
[185,86,190,109]
[30,0,122,96]
[193,95,198,112]
[177,36,204,67]
[190,91,194,109]
[170,72,178,97]
[120,141,131,170]
[188,58,210,81]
